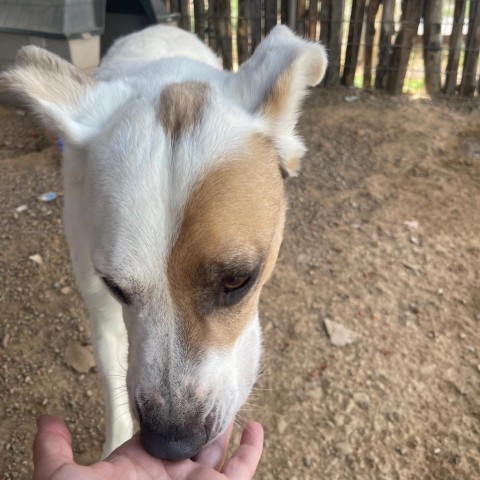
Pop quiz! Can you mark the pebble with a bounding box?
[86,390,93,397]
[410,235,420,246]
[64,341,96,373]
[409,303,420,314]
[28,254,43,265]
[60,287,72,295]
[433,448,441,455]
[303,457,312,467]
[15,205,28,213]
[323,318,358,347]
[459,333,466,340]
[276,418,287,434]
[353,392,370,409]
[2,333,10,348]
[404,220,419,230]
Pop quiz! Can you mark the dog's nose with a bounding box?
[140,420,208,460]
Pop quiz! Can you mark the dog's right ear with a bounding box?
[0,46,94,143]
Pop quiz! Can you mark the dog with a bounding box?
[1,24,327,461]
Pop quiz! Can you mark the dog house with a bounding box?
[0,0,178,73]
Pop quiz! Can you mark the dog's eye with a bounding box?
[102,277,130,305]
[223,275,250,293]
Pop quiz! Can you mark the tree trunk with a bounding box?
[237,0,250,65]
[444,0,467,94]
[297,0,307,36]
[459,0,480,96]
[343,0,367,87]
[308,0,319,40]
[325,0,345,86]
[251,0,262,51]
[364,0,381,89]
[423,0,443,95]
[217,0,233,70]
[376,0,395,89]
[194,0,206,40]
[387,0,423,95]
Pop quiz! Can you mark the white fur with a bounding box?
[2,25,327,456]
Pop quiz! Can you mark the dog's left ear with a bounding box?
[0,46,94,143]
[225,26,327,176]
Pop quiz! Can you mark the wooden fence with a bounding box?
[167,0,480,96]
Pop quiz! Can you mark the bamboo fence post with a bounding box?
[217,0,233,69]
[237,0,250,65]
[325,0,345,86]
[423,0,443,95]
[342,0,367,86]
[386,0,423,94]
[297,0,307,35]
[460,0,480,96]
[308,0,319,40]
[444,0,467,94]
[265,0,278,35]
[364,0,381,89]
[281,0,289,24]
[252,0,262,51]
[375,0,395,89]
[170,0,180,14]
[179,0,191,30]
[194,0,206,40]
[207,0,218,52]
[320,0,331,46]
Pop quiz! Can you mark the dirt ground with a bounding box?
[0,88,479,480]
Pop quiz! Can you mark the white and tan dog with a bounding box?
[2,25,327,460]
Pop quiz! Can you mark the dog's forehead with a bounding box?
[89,89,279,281]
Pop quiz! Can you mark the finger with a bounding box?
[33,415,74,480]
[221,422,264,480]
[193,422,234,470]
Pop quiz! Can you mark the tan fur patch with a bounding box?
[259,66,293,122]
[0,46,93,105]
[158,82,209,139]
[168,134,286,351]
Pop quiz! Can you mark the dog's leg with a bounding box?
[85,283,134,457]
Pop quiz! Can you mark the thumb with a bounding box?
[33,415,74,480]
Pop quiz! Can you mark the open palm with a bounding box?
[33,416,263,480]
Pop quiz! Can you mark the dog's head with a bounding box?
[2,26,326,460]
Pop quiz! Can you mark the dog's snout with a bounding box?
[140,419,208,460]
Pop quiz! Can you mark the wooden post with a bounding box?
[308,0,319,40]
[376,0,395,89]
[207,0,218,52]
[252,0,262,51]
[342,0,367,87]
[387,0,423,95]
[325,0,345,86]
[194,0,206,40]
[179,0,191,31]
[320,0,331,47]
[444,0,467,94]
[297,0,307,36]
[281,0,289,24]
[170,0,180,14]
[423,0,443,95]
[460,0,480,96]
[265,0,278,35]
[217,0,233,69]
[237,0,250,65]
[364,0,381,89]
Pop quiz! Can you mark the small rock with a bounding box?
[86,390,93,398]
[2,333,10,348]
[41,398,49,406]
[64,341,96,373]
[15,205,28,213]
[303,457,312,467]
[437,288,444,296]
[403,220,419,230]
[61,287,72,295]
[476,365,480,373]
[410,235,421,246]
[324,318,357,347]
[433,448,441,455]
[409,303,420,314]
[29,254,43,265]
[353,392,370,409]
[276,418,287,434]
[459,333,466,340]
[344,95,359,103]
[395,446,406,456]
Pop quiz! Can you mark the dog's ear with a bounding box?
[225,26,327,176]
[0,46,94,143]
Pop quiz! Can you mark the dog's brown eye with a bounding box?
[223,276,250,293]
[102,277,130,305]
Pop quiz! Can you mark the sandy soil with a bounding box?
[0,89,479,480]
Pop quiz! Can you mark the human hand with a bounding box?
[33,415,263,480]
